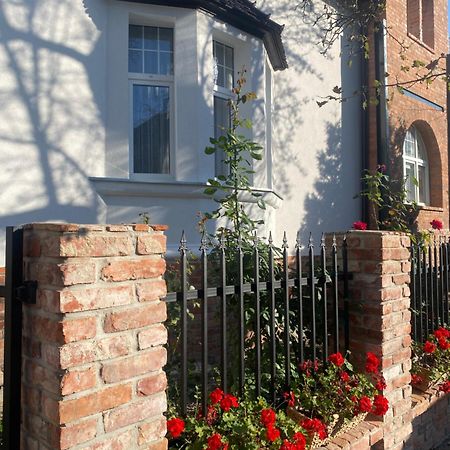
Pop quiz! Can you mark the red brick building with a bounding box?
[366,0,449,229]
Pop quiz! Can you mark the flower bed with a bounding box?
[167,353,389,449]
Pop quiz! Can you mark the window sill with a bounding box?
[417,205,444,213]
[89,177,283,208]
[406,33,435,54]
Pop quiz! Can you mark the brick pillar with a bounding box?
[346,230,412,450]
[21,223,168,450]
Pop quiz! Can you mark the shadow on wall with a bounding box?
[0,0,106,249]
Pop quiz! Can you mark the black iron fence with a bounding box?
[164,232,351,416]
[410,239,450,343]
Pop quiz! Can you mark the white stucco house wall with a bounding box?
[0,0,362,259]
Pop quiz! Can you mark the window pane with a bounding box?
[416,131,427,161]
[225,46,234,69]
[159,52,173,75]
[405,162,416,202]
[214,96,231,177]
[418,164,427,203]
[214,41,225,65]
[144,51,158,74]
[225,68,234,90]
[129,25,143,49]
[133,85,170,174]
[159,28,174,52]
[129,50,143,73]
[216,66,225,88]
[143,26,158,51]
[403,130,415,157]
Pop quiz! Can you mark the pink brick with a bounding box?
[104,302,166,332]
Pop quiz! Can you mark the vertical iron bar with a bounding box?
[332,235,339,353]
[417,244,423,343]
[429,243,434,335]
[282,232,291,389]
[295,234,304,364]
[219,233,227,392]
[410,244,417,342]
[433,239,438,329]
[179,232,188,416]
[268,233,276,404]
[308,234,317,363]
[424,246,429,339]
[320,234,328,362]
[253,234,261,398]
[445,239,450,325]
[237,238,245,396]
[439,238,444,327]
[200,233,208,414]
[3,227,24,450]
[343,235,350,353]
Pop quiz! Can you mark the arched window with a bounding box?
[403,126,429,204]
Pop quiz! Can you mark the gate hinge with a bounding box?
[15,281,38,304]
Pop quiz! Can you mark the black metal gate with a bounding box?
[2,227,37,449]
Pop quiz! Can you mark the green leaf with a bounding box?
[204,187,217,195]
[205,146,216,154]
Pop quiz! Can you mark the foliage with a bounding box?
[167,389,308,450]
[358,165,418,234]
[291,352,389,424]
[411,327,450,389]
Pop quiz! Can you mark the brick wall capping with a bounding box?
[22,223,168,232]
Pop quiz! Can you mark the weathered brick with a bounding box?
[136,279,167,302]
[57,384,132,424]
[137,372,167,397]
[59,418,98,449]
[104,302,166,332]
[101,257,166,282]
[137,234,167,255]
[58,235,134,257]
[61,367,97,395]
[82,429,135,450]
[138,324,168,349]
[138,417,167,445]
[103,393,167,432]
[101,347,166,383]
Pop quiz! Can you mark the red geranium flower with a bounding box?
[207,434,225,450]
[328,352,345,367]
[283,391,296,407]
[358,396,372,413]
[266,424,281,442]
[411,374,423,385]
[220,393,239,412]
[167,417,185,438]
[260,408,277,427]
[372,395,389,416]
[340,371,350,383]
[365,352,380,374]
[430,219,443,230]
[206,405,218,425]
[301,418,327,440]
[439,381,450,393]
[438,337,450,350]
[375,376,387,391]
[434,327,450,340]
[423,340,437,354]
[209,388,224,405]
[353,221,368,230]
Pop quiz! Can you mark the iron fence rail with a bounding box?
[164,232,351,416]
[410,240,450,343]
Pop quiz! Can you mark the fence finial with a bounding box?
[308,232,314,249]
[332,233,337,249]
[321,232,326,249]
[219,231,226,250]
[199,230,208,251]
[179,230,187,252]
[282,231,288,249]
[253,231,259,245]
[295,231,301,250]
[268,231,274,247]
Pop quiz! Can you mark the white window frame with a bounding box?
[213,40,235,178]
[403,126,430,205]
[128,24,175,181]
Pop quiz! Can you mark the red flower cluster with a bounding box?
[372,395,389,416]
[411,374,423,385]
[167,417,185,438]
[301,418,327,440]
[423,341,437,354]
[266,425,281,442]
[375,376,387,391]
[279,432,307,450]
[358,396,372,413]
[260,408,276,427]
[207,433,228,450]
[340,371,350,383]
[328,352,345,367]
[283,391,296,407]
[353,221,368,231]
[439,381,450,393]
[434,327,450,340]
[299,359,319,377]
[209,388,239,412]
[365,352,380,374]
[430,219,443,230]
